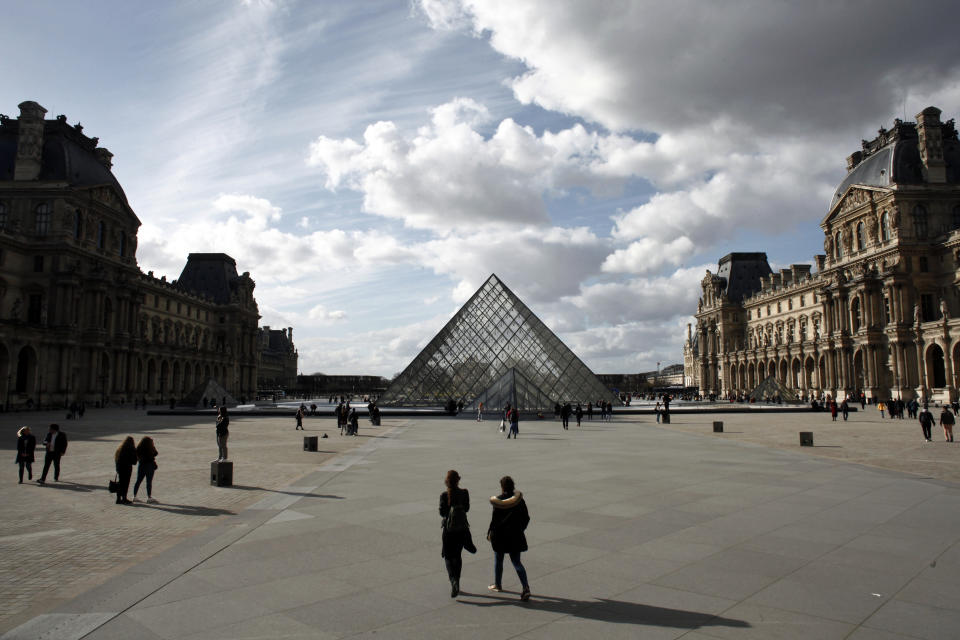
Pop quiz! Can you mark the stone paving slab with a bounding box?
[4,410,960,638]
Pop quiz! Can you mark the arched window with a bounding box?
[881,210,891,241]
[913,204,928,238]
[851,298,861,332]
[0,202,7,230]
[73,209,83,240]
[953,205,960,231]
[97,221,105,249]
[856,221,865,250]
[35,203,50,236]
[835,231,843,259]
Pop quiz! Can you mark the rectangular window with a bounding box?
[788,299,793,310]
[919,256,929,273]
[154,295,159,308]
[166,300,170,311]
[33,255,44,272]
[921,294,935,322]
[27,294,42,324]
[884,296,891,324]
[800,294,805,307]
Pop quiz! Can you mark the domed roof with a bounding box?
[831,112,960,207]
[0,115,128,204]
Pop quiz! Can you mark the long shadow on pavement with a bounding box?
[229,485,344,500]
[130,502,235,517]
[458,591,751,631]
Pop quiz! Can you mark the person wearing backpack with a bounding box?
[439,469,476,597]
[37,423,68,484]
[487,475,531,601]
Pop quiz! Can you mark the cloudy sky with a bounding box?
[5,0,960,376]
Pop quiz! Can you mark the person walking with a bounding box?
[348,408,359,436]
[919,405,934,442]
[37,424,68,484]
[487,476,531,601]
[841,399,849,421]
[877,401,886,419]
[439,469,477,597]
[16,426,36,484]
[215,406,229,461]
[655,400,662,423]
[560,403,570,430]
[477,401,484,422]
[295,406,305,430]
[575,403,583,427]
[939,405,955,442]
[507,405,519,439]
[586,401,593,421]
[114,436,137,505]
[830,400,838,421]
[132,436,159,503]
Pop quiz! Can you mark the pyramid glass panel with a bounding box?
[379,274,619,410]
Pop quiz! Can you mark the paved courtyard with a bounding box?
[3,408,960,639]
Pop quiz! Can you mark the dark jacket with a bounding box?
[115,447,138,472]
[487,492,530,554]
[16,434,36,464]
[137,442,158,468]
[43,431,68,455]
[439,487,471,557]
[216,415,229,437]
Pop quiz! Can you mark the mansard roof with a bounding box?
[715,252,772,304]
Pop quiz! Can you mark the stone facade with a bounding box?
[257,326,298,390]
[0,101,262,408]
[685,107,960,404]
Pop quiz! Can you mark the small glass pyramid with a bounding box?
[378,274,618,410]
[748,375,799,403]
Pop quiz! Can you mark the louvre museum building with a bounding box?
[0,101,265,408]
[685,107,960,405]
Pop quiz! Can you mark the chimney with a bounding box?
[14,101,47,180]
[687,323,692,342]
[846,151,863,171]
[814,255,826,272]
[287,326,293,342]
[770,273,782,289]
[95,147,113,169]
[916,106,946,183]
[780,268,793,286]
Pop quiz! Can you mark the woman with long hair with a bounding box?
[114,437,138,505]
[133,436,159,503]
[487,475,531,601]
[16,426,36,484]
[439,469,477,597]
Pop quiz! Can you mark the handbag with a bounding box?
[108,475,118,494]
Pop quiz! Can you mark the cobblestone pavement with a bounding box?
[0,407,385,633]
[658,407,960,484]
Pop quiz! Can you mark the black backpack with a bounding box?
[445,502,468,533]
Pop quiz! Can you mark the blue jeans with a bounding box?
[494,551,528,589]
[134,463,155,497]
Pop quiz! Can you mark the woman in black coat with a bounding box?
[439,469,476,597]
[487,475,531,600]
[16,426,36,484]
[114,436,138,505]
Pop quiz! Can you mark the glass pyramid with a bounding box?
[748,375,799,403]
[378,274,618,410]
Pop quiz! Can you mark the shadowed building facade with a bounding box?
[685,107,960,404]
[0,101,262,408]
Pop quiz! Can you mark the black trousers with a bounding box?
[40,452,61,481]
[921,422,932,440]
[116,464,133,501]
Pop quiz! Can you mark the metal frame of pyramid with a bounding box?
[378,274,618,410]
[748,375,800,403]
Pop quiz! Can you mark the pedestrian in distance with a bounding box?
[507,406,519,439]
[439,469,477,598]
[939,405,955,442]
[655,400,662,423]
[133,436,159,503]
[16,426,36,484]
[830,400,838,421]
[37,423,68,484]
[575,403,583,427]
[919,405,934,442]
[215,406,229,461]
[841,399,849,421]
[477,401,484,422]
[587,401,593,421]
[487,475,531,601]
[295,406,305,430]
[348,408,359,436]
[877,401,886,419]
[560,403,570,430]
[114,436,137,505]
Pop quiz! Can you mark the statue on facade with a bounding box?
[941,298,950,320]
[914,304,922,326]
[10,297,21,321]
[823,234,833,256]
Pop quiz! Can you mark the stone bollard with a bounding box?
[799,432,814,446]
[211,460,233,486]
[713,421,723,433]
[661,413,671,424]
[304,435,318,452]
